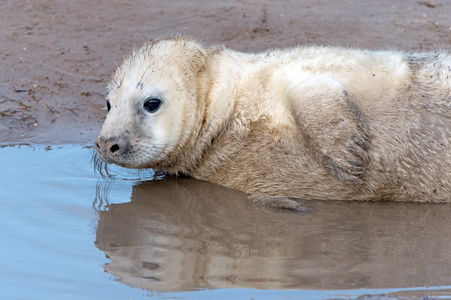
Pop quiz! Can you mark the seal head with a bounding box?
[95,38,208,170]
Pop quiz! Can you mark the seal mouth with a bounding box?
[91,148,138,178]
[92,142,133,178]
[93,146,149,171]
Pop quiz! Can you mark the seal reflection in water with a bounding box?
[95,36,451,209]
[95,177,451,292]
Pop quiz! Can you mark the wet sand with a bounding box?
[1,0,450,144]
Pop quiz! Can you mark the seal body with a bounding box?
[95,37,451,205]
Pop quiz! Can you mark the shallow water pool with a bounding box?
[2,144,451,300]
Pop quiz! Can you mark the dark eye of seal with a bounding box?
[143,98,162,113]
[106,100,111,112]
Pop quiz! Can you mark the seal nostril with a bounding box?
[95,143,101,150]
[110,144,120,153]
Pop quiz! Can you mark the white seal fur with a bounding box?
[95,36,451,209]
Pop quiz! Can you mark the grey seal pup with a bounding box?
[95,36,451,210]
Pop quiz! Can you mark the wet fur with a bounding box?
[95,36,451,204]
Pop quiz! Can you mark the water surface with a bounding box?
[2,145,451,300]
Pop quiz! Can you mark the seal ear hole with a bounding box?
[106,100,111,112]
[143,98,162,113]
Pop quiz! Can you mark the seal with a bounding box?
[95,36,451,210]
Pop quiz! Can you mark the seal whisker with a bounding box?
[138,63,154,88]
[110,77,120,91]
[90,149,113,179]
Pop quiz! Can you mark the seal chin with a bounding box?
[111,161,138,169]
[108,155,153,169]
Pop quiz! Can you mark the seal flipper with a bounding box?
[288,76,371,184]
[249,194,310,211]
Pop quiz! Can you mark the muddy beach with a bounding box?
[1,0,450,144]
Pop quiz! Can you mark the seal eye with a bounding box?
[143,98,162,113]
[106,100,111,112]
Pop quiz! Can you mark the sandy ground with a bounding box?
[0,0,450,144]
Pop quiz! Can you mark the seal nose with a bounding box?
[109,143,120,153]
[95,135,125,161]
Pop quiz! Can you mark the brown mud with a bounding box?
[0,0,450,144]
